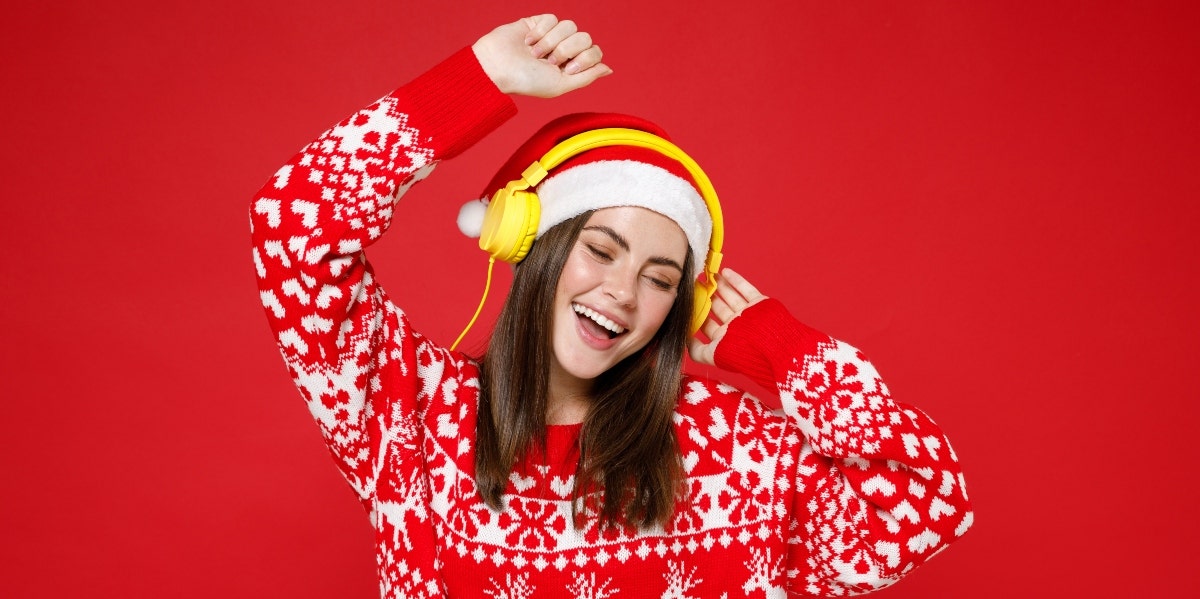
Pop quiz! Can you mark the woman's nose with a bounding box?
[603,269,637,308]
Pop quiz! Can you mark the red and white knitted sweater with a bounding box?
[251,48,972,598]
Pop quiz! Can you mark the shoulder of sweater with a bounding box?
[676,373,783,422]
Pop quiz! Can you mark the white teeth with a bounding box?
[572,303,626,335]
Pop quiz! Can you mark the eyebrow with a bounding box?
[582,225,685,273]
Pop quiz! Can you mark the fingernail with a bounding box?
[564,62,579,74]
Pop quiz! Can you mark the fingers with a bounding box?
[547,31,593,67]
[715,270,763,307]
[483,14,611,98]
[521,14,559,46]
[692,268,770,368]
[562,42,602,74]
[527,17,578,59]
[699,317,724,343]
[559,58,613,92]
[709,294,734,324]
[711,268,766,320]
[527,17,606,72]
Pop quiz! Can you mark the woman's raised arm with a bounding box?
[249,15,607,507]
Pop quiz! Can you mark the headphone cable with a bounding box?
[450,257,496,352]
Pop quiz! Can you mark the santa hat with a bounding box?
[457,113,712,277]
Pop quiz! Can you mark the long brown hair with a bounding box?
[475,210,694,529]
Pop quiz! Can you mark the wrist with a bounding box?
[471,39,514,95]
[713,299,826,385]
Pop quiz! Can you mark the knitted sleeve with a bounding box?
[714,299,973,596]
[249,48,516,509]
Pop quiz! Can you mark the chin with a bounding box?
[551,341,623,384]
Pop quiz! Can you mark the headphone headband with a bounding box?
[523,128,724,274]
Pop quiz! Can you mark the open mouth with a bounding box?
[572,303,627,339]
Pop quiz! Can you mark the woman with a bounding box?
[251,14,971,598]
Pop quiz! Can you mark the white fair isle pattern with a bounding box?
[252,50,971,599]
[484,573,534,599]
[661,561,705,599]
[566,573,620,599]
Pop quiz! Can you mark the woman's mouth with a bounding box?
[572,303,626,339]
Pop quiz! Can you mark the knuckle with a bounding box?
[534,14,557,32]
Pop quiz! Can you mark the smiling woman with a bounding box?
[250,13,972,599]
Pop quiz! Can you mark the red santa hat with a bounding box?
[457,113,712,277]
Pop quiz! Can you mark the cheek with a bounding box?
[642,292,679,330]
[557,252,611,301]
[553,257,581,304]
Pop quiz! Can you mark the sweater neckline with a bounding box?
[537,423,583,472]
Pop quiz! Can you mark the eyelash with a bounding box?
[586,244,612,261]
[645,276,674,291]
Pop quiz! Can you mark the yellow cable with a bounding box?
[450,257,496,352]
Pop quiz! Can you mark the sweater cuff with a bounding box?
[396,46,518,159]
[713,299,829,391]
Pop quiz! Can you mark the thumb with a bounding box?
[559,63,613,93]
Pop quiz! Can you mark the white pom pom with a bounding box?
[457,199,488,238]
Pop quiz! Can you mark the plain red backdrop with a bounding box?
[2,0,1197,596]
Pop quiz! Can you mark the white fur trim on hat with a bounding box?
[536,160,711,277]
[456,161,712,277]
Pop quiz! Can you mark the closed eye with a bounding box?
[644,275,675,291]
[586,243,613,261]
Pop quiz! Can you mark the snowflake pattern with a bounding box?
[567,573,619,599]
[484,573,534,599]
[662,561,703,599]
[499,498,569,551]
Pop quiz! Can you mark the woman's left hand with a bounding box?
[472,15,611,98]
[688,268,768,366]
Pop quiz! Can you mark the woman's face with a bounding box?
[550,206,689,389]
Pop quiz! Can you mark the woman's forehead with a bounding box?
[582,207,689,257]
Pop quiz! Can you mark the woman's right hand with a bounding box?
[472,15,612,98]
[688,269,769,367]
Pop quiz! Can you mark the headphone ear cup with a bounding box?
[479,186,541,263]
[690,280,714,334]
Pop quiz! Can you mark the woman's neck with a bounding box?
[547,367,593,425]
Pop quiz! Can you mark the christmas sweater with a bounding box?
[250,47,972,598]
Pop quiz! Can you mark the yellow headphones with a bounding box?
[451,128,724,350]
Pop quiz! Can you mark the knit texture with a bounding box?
[250,47,972,598]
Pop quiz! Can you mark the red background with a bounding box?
[3,0,1197,596]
